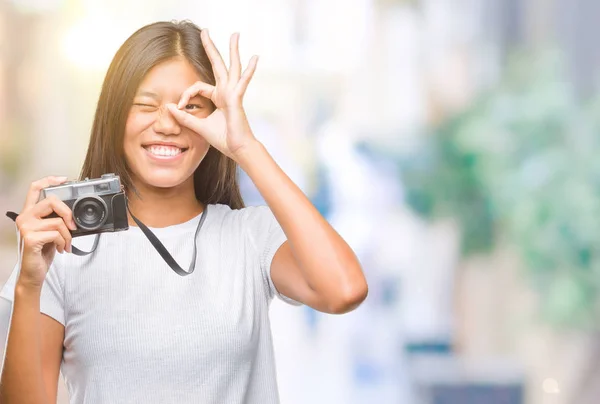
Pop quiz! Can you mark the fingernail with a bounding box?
[71,220,77,229]
[67,243,72,253]
[56,176,68,181]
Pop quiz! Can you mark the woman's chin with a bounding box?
[137,172,192,189]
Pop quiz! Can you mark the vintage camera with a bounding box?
[40,173,129,237]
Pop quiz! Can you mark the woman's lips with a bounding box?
[142,145,187,162]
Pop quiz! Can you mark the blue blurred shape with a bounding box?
[405,341,453,355]
[430,385,523,404]
[412,355,524,404]
[353,359,385,384]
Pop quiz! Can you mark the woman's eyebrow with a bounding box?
[135,90,160,99]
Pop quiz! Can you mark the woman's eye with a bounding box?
[132,103,159,111]
[184,104,201,110]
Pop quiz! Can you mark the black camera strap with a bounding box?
[5,204,207,276]
[124,202,207,276]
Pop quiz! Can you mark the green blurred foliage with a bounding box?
[400,51,600,329]
[0,122,27,180]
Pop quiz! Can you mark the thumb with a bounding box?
[166,103,207,135]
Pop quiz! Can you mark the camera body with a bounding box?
[40,173,129,237]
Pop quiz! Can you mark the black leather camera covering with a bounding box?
[110,192,129,232]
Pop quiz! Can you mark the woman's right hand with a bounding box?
[14,176,77,289]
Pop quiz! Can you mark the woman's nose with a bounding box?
[153,105,181,135]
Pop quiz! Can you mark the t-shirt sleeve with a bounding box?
[245,205,302,306]
[0,258,66,326]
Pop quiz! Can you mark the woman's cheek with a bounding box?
[125,112,155,136]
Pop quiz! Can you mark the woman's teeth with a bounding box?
[146,145,184,157]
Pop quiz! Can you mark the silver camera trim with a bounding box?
[39,173,122,201]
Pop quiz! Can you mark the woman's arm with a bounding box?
[0,283,64,404]
[237,141,368,314]
[168,30,367,312]
[1,176,72,404]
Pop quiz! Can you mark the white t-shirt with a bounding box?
[0,203,300,404]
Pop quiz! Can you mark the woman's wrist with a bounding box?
[15,278,43,298]
[234,139,267,170]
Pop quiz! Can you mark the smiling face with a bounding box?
[123,56,213,190]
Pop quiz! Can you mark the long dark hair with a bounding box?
[79,20,244,209]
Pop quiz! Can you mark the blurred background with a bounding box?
[1,0,599,403]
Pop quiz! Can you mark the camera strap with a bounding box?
[125,202,207,276]
[5,204,208,276]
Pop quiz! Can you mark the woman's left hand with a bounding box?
[166,29,259,161]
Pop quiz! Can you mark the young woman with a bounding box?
[0,20,367,404]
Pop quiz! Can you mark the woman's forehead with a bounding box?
[138,58,204,97]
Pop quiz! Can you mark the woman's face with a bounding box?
[124,57,212,190]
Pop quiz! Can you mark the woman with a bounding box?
[0,20,367,404]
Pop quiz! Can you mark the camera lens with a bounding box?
[73,196,108,231]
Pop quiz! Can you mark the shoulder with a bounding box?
[208,203,274,228]
[208,204,278,248]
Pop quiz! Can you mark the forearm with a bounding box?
[237,140,365,298]
[0,283,48,404]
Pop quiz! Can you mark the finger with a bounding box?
[31,196,77,230]
[201,29,228,85]
[23,230,66,254]
[229,32,241,84]
[24,176,69,209]
[167,104,208,135]
[31,218,73,253]
[235,55,259,96]
[178,81,216,109]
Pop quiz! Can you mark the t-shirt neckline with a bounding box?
[125,204,210,237]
